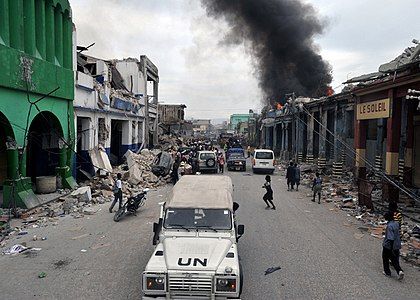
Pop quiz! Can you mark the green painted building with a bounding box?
[229,114,250,132]
[0,0,76,208]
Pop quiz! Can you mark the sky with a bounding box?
[71,0,420,121]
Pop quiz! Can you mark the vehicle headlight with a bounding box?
[215,276,237,293]
[143,274,166,292]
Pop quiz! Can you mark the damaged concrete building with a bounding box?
[158,104,192,136]
[262,93,354,175]
[74,54,159,179]
[261,40,420,203]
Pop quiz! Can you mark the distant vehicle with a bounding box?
[113,188,149,222]
[227,149,246,171]
[197,150,218,173]
[226,147,244,160]
[251,149,275,174]
[143,175,244,299]
[151,151,173,176]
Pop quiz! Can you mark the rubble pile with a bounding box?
[86,149,169,202]
[280,161,420,266]
[0,148,173,250]
[158,134,183,151]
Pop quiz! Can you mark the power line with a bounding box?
[298,104,419,203]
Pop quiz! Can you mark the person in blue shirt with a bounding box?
[312,173,322,204]
[382,211,404,280]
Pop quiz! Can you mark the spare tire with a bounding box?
[206,158,216,167]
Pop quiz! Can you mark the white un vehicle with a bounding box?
[142,175,244,300]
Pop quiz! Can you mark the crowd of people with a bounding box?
[168,140,228,184]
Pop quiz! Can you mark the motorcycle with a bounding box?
[113,188,149,222]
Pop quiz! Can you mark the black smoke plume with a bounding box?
[201,0,332,105]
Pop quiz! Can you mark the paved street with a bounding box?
[1,167,419,299]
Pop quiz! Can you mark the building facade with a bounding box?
[0,0,76,208]
[350,42,420,204]
[158,104,189,135]
[74,54,159,177]
[261,41,420,205]
[229,114,250,132]
[192,119,211,136]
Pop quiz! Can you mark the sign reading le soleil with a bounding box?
[356,98,390,120]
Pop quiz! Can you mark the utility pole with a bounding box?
[142,60,150,149]
[291,92,296,162]
[285,92,297,161]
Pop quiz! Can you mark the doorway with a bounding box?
[110,119,123,165]
[27,112,63,183]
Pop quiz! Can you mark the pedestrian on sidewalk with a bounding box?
[218,153,225,173]
[109,173,123,213]
[312,172,322,204]
[262,175,276,210]
[286,161,295,191]
[293,163,301,191]
[382,211,404,280]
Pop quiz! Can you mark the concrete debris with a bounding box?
[280,161,420,267]
[71,186,92,203]
[89,146,113,174]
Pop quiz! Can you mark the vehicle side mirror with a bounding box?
[153,222,159,233]
[152,219,163,245]
[237,224,245,239]
[233,202,240,212]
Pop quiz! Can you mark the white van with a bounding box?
[251,149,275,174]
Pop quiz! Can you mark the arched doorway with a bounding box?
[0,112,15,190]
[27,112,64,183]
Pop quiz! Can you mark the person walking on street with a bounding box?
[109,173,123,213]
[382,211,404,280]
[172,157,180,184]
[286,162,295,191]
[218,154,225,173]
[312,172,322,204]
[262,175,276,210]
[293,163,301,191]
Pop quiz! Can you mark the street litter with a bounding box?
[264,266,281,275]
[72,233,89,240]
[3,244,27,255]
[2,244,42,255]
[38,272,47,278]
[80,249,87,253]
[91,242,111,250]
[353,233,364,240]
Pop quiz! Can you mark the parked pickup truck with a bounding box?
[142,175,244,300]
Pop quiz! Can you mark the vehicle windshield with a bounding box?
[164,208,232,230]
[199,153,215,160]
[255,152,273,159]
[229,153,244,159]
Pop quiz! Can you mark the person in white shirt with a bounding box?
[109,173,123,213]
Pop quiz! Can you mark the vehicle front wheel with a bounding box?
[113,208,125,222]
[239,262,244,296]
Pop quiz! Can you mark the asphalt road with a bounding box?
[0,166,419,299]
[231,167,420,299]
